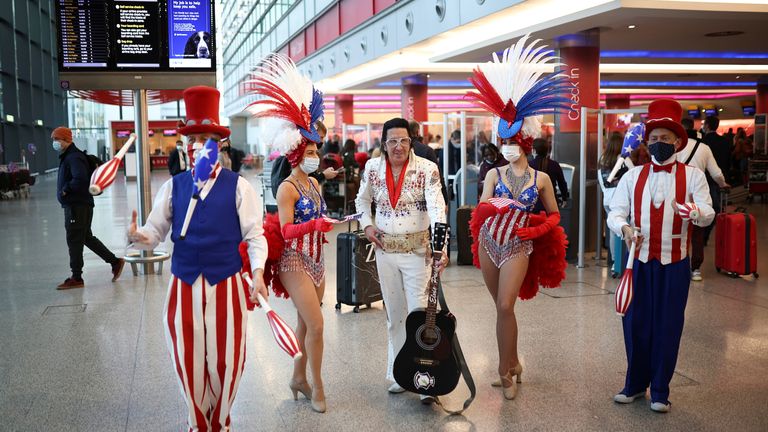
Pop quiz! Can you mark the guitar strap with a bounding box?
[435,280,476,415]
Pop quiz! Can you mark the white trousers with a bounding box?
[163,273,249,432]
[375,250,429,381]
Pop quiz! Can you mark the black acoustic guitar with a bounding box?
[393,222,459,396]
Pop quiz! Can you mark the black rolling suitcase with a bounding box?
[456,206,475,265]
[336,229,382,313]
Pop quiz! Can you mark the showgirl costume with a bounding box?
[278,177,327,287]
[464,34,570,300]
[245,54,329,298]
[479,167,539,267]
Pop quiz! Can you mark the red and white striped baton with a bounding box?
[89,134,136,195]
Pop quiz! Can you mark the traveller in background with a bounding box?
[167,140,189,176]
[477,143,508,197]
[355,117,447,405]
[53,126,125,290]
[732,128,752,186]
[679,117,729,282]
[409,120,448,202]
[530,138,568,211]
[701,115,730,243]
[598,132,626,265]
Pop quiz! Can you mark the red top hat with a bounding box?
[643,98,687,151]
[177,86,231,138]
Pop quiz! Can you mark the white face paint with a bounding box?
[500,144,521,163]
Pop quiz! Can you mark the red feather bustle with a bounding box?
[470,206,568,300]
[262,212,289,298]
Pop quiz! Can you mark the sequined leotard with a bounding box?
[278,178,327,286]
[480,167,539,268]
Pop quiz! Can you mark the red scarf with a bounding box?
[386,159,409,208]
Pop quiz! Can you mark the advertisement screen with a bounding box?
[167,0,213,68]
[116,130,132,138]
[163,129,178,136]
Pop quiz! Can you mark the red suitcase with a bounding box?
[714,211,758,278]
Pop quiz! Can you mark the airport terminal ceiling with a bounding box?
[298,1,768,99]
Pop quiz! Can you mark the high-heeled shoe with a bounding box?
[289,380,312,401]
[310,387,326,413]
[491,363,523,387]
[499,364,523,400]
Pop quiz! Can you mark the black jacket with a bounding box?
[702,132,731,174]
[57,143,94,207]
[168,148,189,176]
[412,139,449,203]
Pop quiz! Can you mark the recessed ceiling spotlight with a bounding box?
[627,25,636,29]
[736,75,741,79]
[704,31,743,37]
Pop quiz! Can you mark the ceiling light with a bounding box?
[627,25,636,29]
[736,75,741,79]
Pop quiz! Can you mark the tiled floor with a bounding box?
[1,171,767,431]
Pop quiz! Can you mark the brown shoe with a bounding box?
[111,258,125,282]
[57,278,84,290]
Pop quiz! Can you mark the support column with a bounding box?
[401,74,428,127]
[334,94,354,131]
[553,29,600,263]
[133,89,154,274]
[757,76,768,114]
[605,94,631,135]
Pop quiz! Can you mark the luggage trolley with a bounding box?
[747,157,768,202]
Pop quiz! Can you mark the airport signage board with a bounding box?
[56,0,216,89]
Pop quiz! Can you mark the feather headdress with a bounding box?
[247,54,324,166]
[465,34,571,152]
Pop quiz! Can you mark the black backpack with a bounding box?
[81,149,103,175]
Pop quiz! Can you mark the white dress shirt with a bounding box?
[676,138,727,187]
[608,162,715,264]
[133,166,268,271]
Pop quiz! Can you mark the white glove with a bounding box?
[677,202,700,222]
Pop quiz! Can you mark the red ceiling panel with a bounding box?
[314,4,340,49]
[289,33,306,61]
[305,24,316,55]
[340,0,373,34]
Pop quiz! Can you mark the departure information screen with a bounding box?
[55,0,215,72]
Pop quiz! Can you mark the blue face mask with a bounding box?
[648,142,675,164]
[52,140,62,152]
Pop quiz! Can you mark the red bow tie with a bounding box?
[652,163,673,173]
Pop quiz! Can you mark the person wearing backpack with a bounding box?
[53,127,124,290]
[678,118,729,281]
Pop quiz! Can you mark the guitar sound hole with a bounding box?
[415,324,441,350]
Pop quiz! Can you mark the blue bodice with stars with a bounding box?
[291,180,326,223]
[493,167,539,211]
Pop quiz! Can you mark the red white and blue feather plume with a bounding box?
[465,34,571,142]
[246,54,324,157]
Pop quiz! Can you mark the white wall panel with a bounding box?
[458,0,525,24]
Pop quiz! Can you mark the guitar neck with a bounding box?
[425,251,442,328]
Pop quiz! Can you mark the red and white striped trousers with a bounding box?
[163,273,249,432]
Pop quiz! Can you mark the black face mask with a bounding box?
[648,142,676,164]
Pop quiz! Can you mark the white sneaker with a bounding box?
[650,401,671,413]
[388,383,406,393]
[613,391,645,404]
[692,270,702,281]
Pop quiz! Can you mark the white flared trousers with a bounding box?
[374,249,429,381]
